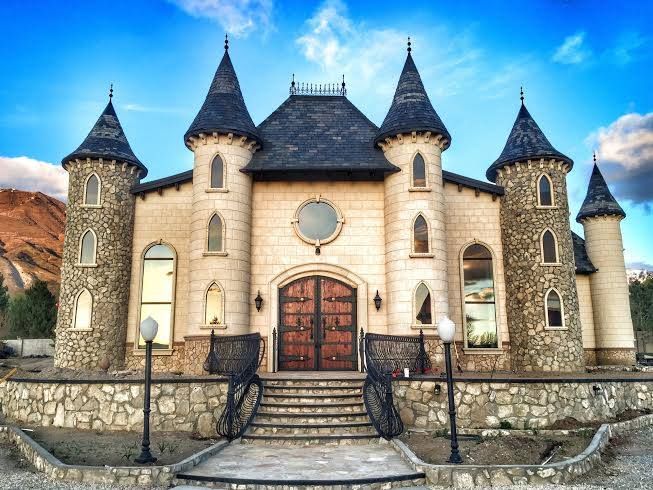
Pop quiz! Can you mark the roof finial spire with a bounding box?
[593,151,597,164]
[520,86,524,105]
[407,36,412,53]
[224,33,229,51]
[109,83,113,101]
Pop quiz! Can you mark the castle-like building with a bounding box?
[53,39,636,374]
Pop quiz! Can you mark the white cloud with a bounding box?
[552,32,591,65]
[168,0,274,37]
[586,112,653,205]
[0,156,68,202]
[122,103,184,114]
[611,32,647,65]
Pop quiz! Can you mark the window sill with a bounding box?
[81,204,102,209]
[205,188,229,193]
[463,347,504,355]
[536,205,557,209]
[408,187,432,192]
[69,328,93,332]
[410,253,434,258]
[411,324,437,330]
[544,326,567,331]
[75,263,98,268]
[132,348,174,356]
[203,251,228,257]
[540,262,562,267]
[200,324,228,330]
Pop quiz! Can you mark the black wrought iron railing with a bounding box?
[362,330,431,440]
[203,330,264,441]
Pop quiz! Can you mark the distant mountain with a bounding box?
[0,189,65,296]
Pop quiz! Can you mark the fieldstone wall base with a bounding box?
[596,348,637,366]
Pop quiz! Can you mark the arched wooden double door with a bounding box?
[278,276,357,371]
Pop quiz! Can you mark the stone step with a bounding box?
[262,379,364,389]
[240,433,380,446]
[255,411,370,424]
[248,421,375,436]
[172,476,426,489]
[259,401,365,413]
[264,384,363,395]
[263,393,363,404]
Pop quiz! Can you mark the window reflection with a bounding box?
[205,283,224,326]
[413,215,429,253]
[139,244,174,349]
[463,244,498,348]
[85,174,99,205]
[542,230,558,263]
[80,230,96,264]
[412,154,426,187]
[414,283,432,325]
[208,214,223,252]
[74,289,92,330]
[546,289,563,327]
[298,202,338,241]
[211,155,224,189]
[538,175,552,206]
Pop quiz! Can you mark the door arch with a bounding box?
[278,276,357,371]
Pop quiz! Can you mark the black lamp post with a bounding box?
[373,290,382,311]
[437,316,462,464]
[135,316,158,464]
[255,291,263,312]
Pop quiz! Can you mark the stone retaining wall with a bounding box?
[393,378,653,430]
[0,379,228,438]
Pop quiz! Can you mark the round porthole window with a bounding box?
[293,198,344,246]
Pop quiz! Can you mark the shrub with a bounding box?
[7,280,57,339]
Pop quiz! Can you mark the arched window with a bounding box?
[84,173,100,205]
[537,174,553,206]
[545,288,564,328]
[205,282,225,326]
[412,153,426,188]
[210,155,224,189]
[541,229,559,264]
[462,243,498,348]
[139,243,175,349]
[413,215,430,253]
[414,282,433,326]
[73,289,92,330]
[79,229,97,265]
[207,213,224,252]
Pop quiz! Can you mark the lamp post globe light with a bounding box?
[135,316,158,464]
[437,316,463,464]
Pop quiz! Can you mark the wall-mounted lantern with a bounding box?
[374,290,382,311]
[255,291,263,312]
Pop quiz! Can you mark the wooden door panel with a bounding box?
[279,277,316,370]
[319,277,356,370]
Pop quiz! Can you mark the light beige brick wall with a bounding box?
[575,274,596,349]
[581,216,635,349]
[443,184,509,347]
[381,137,449,335]
[126,181,193,350]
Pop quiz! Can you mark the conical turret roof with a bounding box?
[184,47,261,147]
[486,104,572,182]
[576,163,626,222]
[374,52,450,147]
[62,99,147,177]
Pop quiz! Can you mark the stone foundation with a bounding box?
[596,348,637,366]
[424,338,511,373]
[584,348,598,367]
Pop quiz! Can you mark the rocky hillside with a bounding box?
[0,189,65,295]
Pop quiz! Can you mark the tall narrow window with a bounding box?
[545,289,564,328]
[207,214,224,252]
[538,174,553,206]
[139,244,175,349]
[413,215,429,253]
[412,153,426,188]
[79,230,96,265]
[73,289,92,330]
[414,283,433,325]
[541,230,558,264]
[210,155,224,189]
[205,282,225,326]
[462,244,498,348]
[84,174,100,205]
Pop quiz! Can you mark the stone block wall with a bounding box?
[394,378,652,430]
[496,162,584,371]
[55,159,140,370]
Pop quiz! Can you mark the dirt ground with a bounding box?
[400,432,593,466]
[548,409,652,430]
[29,427,219,466]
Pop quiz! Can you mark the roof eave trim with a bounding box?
[374,127,451,147]
[184,128,263,148]
[62,152,148,177]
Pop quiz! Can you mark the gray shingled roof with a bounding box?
[242,95,398,176]
[61,100,148,177]
[184,50,261,147]
[576,164,626,222]
[486,104,572,182]
[374,53,451,147]
[572,231,597,274]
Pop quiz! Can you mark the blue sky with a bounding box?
[1,0,652,267]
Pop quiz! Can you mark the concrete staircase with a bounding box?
[241,376,379,445]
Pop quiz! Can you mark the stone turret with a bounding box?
[488,96,584,372]
[376,41,450,335]
[577,161,635,365]
[55,93,146,370]
[185,37,261,334]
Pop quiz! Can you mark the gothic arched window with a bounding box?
[413,215,430,254]
[205,282,225,326]
[210,155,225,189]
[139,243,176,349]
[545,288,564,328]
[84,173,100,206]
[537,174,553,206]
[79,229,97,265]
[541,229,559,264]
[414,282,433,326]
[73,289,92,330]
[412,153,426,188]
[207,213,224,252]
[462,243,498,348]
